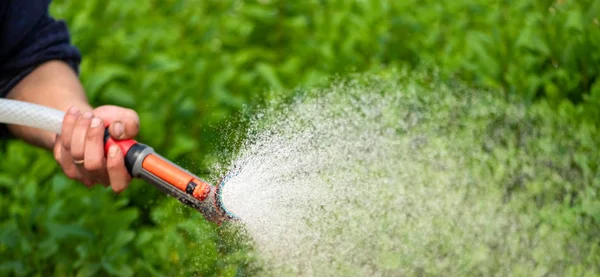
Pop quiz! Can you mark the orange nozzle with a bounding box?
[141,154,210,201]
[191,178,211,200]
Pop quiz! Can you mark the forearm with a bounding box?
[6,60,92,149]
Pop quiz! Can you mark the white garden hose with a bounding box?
[0,99,64,134]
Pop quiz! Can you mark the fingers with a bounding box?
[54,135,95,187]
[70,111,93,161]
[123,117,140,139]
[108,118,139,140]
[84,117,109,185]
[61,106,80,151]
[54,134,80,180]
[94,105,140,139]
[108,121,125,139]
[106,145,130,193]
[55,105,136,192]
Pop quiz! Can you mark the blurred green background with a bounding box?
[1,0,599,276]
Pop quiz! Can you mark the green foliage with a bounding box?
[49,0,600,158]
[0,142,137,276]
[479,97,600,272]
[0,0,598,276]
[369,70,600,275]
[0,141,249,276]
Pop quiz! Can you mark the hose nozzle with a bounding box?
[105,133,237,224]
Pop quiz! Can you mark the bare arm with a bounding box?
[6,60,92,149]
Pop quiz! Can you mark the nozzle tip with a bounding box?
[215,174,238,221]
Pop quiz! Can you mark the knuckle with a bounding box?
[84,161,103,172]
[70,150,83,160]
[61,116,77,134]
[61,138,71,151]
[125,108,138,118]
[70,145,83,157]
[82,178,97,188]
[75,124,88,134]
[64,169,78,180]
[85,129,98,140]
[107,158,123,170]
[87,126,104,140]
[109,175,130,193]
[62,114,75,127]
[111,184,123,193]
[78,116,90,125]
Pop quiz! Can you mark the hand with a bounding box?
[53,105,140,192]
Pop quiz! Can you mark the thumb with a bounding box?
[93,105,140,140]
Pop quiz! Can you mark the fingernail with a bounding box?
[90,117,102,128]
[69,106,80,115]
[108,145,119,157]
[114,122,124,138]
[82,112,93,119]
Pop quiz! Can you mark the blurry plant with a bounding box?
[369,69,600,275]
[0,141,253,276]
[0,0,597,276]
[0,141,138,276]
[49,0,600,159]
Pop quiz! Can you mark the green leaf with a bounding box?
[47,222,94,240]
[582,201,600,223]
[255,62,283,90]
[515,27,550,56]
[38,239,59,259]
[167,134,198,159]
[85,64,130,99]
[111,231,135,250]
[148,54,183,73]
[544,82,561,100]
[102,259,134,277]
[0,174,15,188]
[565,11,584,33]
[76,263,101,277]
[100,83,137,107]
[0,261,27,276]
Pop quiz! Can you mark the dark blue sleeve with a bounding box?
[0,15,82,75]
[0,0,82,138]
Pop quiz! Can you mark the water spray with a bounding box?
[0,99,237,224]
